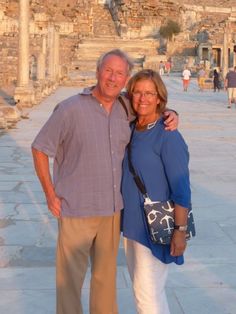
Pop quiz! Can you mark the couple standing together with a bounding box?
[32,49,191,314]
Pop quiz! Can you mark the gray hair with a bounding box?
[96,49,134,75]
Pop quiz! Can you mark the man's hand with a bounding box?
[163,110,179,131]
[46,191,61,218]
[32,148,61,218]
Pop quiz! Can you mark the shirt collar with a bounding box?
[79,86,95,96]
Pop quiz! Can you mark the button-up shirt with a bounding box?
[32,88,131,217]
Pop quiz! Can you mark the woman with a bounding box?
[122,69,191,314]
[182,67,191,91]
[213,69,220,92]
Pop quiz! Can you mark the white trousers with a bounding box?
[124,238,170,314]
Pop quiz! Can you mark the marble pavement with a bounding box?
[0,77,236,314]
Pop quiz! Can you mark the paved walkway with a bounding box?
[0,77,236,314]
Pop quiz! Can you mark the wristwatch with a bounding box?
[174,225,187,232]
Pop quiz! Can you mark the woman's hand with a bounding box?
[170,230,187,256]
[163,110,179,131]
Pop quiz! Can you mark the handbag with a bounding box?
[127,124,196,245]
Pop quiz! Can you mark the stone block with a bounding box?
[0,105,20,124]
[0,116,7,129]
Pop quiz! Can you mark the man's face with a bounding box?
[96,55,130,100]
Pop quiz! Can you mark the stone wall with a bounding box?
[108,0,236,63]
[109,0,181,39]
[0,33,18,85]
[0,0,117,87]
[0,2,80,87]
[0,0,236,87]
[109,1,235,40]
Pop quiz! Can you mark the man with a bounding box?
[197,67,206,92]
[31,49,178,314]
[182,66,191,92]
[159,60,165,76]
[225,66,236,108]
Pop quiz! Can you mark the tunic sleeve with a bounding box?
[160,130,191,208]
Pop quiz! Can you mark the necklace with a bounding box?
[135,119,158,131]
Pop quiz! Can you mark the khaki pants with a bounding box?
[227,87,236,105]
[198,77,205,90]
[56,212,121,314]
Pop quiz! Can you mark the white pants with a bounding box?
[159,68,164,76]
[124,238,170,314]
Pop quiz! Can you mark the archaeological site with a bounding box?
[0,0,236,128]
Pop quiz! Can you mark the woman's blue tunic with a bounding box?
[121,118,191,265]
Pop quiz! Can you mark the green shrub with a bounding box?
[159,20,181,41]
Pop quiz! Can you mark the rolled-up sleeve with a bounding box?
[32,104,68,158]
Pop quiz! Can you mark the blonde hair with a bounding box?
[126,69,168,113]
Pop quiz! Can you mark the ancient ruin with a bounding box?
[0,0,236,128]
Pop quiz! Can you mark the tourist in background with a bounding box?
[197,67,206,92]
[165,60,171,76]
[159,61,165,76]
[213,69,220,92]
[224,66,236,108]
[122,69,191,314]
[182,66,191,91]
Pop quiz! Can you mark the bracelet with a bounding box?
[174,225,187,232]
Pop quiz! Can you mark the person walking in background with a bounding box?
[213,69,220,92]
[165,60,171,76]
[122,69,191,314]
[197,67,206,92]
[159,61,165,76]
[225,66,236,108]
[31,49,178,314]
[182,66,191,91]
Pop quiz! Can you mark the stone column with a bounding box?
[48,25,55,81]
[54,28,60,80]
[37,54,46,80]
[37,36,46,81]
[14,0,34,108]
[222,24,229,78]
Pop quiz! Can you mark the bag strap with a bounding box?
[118,95,129,119]
[127,125,149,198]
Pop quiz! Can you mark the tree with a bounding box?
[159,20,181,41]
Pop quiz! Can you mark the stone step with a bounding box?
[70,36,158,85]
[71,60,143,71]
[76,51,146,61]
[77,44,156,52]
[79,38,157,46]
[74,37,156,63]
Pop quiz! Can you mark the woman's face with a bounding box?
[132,79,160,121]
